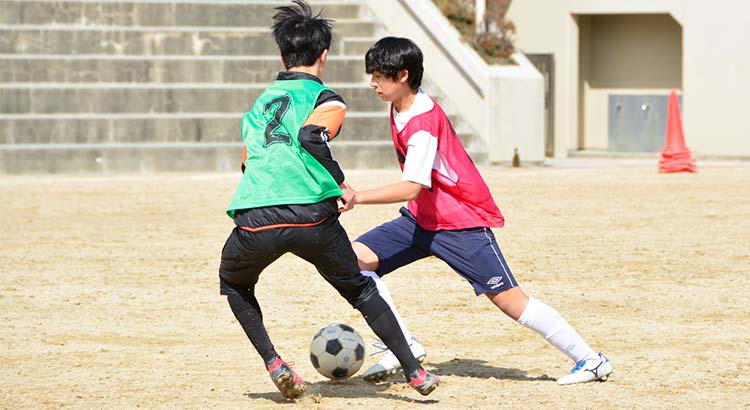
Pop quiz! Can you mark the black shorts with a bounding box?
[219,213,376,308]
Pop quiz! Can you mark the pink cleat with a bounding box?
[266,357,307,400]
[407,368,440,396]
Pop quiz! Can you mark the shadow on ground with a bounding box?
[244,358,551,404]
[429,358,555,382]
[245,378,438,404]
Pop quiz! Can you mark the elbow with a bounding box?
[404,186,423,201]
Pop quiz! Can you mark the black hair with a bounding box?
[271,0,332,69]
[365,37,423,90]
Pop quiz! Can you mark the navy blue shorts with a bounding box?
[355,208,518,295]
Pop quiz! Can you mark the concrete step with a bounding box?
[0,141,398,174]
[0,1,363,27]
[0,113,481,146]
[0,84,389,114]
[0,56,370,83]
[342,37,376,56]
[0,113,393,144]
[0,23,377,55]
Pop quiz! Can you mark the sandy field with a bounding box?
[1,165,749,409]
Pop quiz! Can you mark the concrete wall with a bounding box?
[507,0,750,158]
[683,2,750,157]
[486,54,545,163]
[584,14,682,89]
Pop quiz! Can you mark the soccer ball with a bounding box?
[309,323,366,380]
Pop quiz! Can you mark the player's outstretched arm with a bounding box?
[351,180,423,206]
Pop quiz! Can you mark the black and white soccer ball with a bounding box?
[309,323,366,379]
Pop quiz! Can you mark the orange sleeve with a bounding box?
[303,102,347,140]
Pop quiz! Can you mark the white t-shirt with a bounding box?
[393,90,438,188]
[393,90,458,188]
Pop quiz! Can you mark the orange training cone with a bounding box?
[658,90,696,173]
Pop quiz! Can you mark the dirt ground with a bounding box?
[1,165,749,409]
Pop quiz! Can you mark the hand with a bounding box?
[338,182,357,213]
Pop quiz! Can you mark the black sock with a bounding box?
[226,290,277,365]
[358,294,420,379]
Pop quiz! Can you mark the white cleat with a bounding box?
[557,352,613,385]
[362,337,426,383]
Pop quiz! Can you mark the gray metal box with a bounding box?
[608,94,681,153]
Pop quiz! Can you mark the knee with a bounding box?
[220,276,252,297]
[352,241,379,271]
[487,287,529,321]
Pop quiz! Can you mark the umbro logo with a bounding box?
[487,276,505,289]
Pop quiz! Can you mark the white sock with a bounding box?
[517,297,597,363]
[361,270,413,342]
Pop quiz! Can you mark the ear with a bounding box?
[279,54,287,69]
[319,49,329,64]
[397,69,409,84]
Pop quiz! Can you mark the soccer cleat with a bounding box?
[407,368,440,396]
[362,337,427,383]
[556,352,613,385]
[266,356,307,399]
